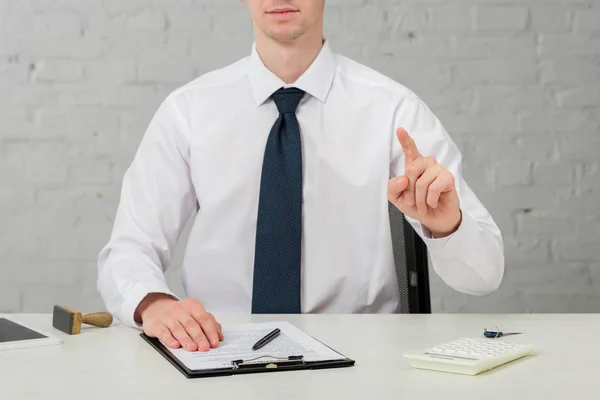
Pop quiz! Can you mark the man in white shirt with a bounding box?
[97,0,504,353]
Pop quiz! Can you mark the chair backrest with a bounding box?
[388,202,431,314]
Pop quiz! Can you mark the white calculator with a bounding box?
[403,337,533,375]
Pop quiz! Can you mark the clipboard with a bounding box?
[140,331,355,378]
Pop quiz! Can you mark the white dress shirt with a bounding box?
[97,40,504,327]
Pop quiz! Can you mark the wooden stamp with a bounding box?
[52,305,113,335]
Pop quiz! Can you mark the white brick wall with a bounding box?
[1,0,599,314]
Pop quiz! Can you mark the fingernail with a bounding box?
[199,340,209,348]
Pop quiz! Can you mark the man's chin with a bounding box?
[265,28,306,42]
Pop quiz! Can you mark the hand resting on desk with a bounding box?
[135,294,224,352]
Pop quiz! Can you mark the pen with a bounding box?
[252,328,280,351]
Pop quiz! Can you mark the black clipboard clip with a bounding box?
[231,355,304,370]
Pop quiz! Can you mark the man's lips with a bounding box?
[267,9,299,14]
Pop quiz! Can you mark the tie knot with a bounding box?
[272,87,305,115]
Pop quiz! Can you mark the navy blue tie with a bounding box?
[252,87,306,314]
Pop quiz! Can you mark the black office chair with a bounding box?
[388,202,431,314]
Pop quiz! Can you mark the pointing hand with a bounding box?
[388,128,462,238]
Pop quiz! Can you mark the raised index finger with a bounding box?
[397,128,422,165]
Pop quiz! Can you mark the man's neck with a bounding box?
[254,30,324,84]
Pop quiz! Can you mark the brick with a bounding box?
[0,35,18,56]
[0,0,102,11]
[102,31,188,59]
[557,188,600,215]
[1,10,83,38]
[519,109,592,134]
[37,108,121,145]
[480,186,569,216]
[516,213,600,240]
[517,294,600,313]
[0,106,36,139]
[102,0,153,16]
[165,10,212,34]
[532,162,576,186]
[34,59,83,82]
[454,60,537,84]
[494,160,533,187]
[67,161,113,185]
[556,89,600,108]
[20,36,105,59]
[137,57,196,83]
[80,12,127,41]
[0,186,35,211]
[540,59,600,84]
[190,34,255,72]
[574,6,600,31]
[363,36,455,60]
[0,142,70,185]
[440,293,530,313]
[125,9,166,31]
[0,287,21,312]
[34,185,120,227]
[5,259,80,286]
[503,238,551,265]
[560,135,600,162]
[540,33,600,56]
[578,162,600,189]
[428,6,474,31]
[461,161,495,191]
[385,6,428,35]
[52,120,134,160]
[207,5,253,35]
[65,84,169,108]
[0,57,28,84]
[120,110,154,137]
[456,35,537,59]
[21,286,85,312]
[416,88,473,112]
[154,0,193,10]
[503,263,594,292]
[327,6,387,35]
[82,59,136,82]
[375,62,451,92]
[530,6,571,33]
[434,110,519,136]
[474,85,554,109]
[515,135,559,162]
[475,7,528,31]
[0,84,69,106]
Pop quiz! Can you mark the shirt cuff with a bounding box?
[120,281,179,329]
[414,210,477,258]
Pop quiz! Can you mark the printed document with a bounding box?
[163,320,346,371]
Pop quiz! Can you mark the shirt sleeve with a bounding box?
[390,96,505,296]
[97,93,195,328]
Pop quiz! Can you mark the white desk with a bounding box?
[1,313,599,399]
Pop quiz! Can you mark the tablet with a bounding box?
[0,317,63,351]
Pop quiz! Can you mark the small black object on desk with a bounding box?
[252,328,280,350]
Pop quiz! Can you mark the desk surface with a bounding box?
[1,313,599,399]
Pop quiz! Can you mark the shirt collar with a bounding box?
[247,39,337,106]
